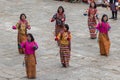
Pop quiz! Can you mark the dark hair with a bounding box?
[57,6,64,13]
[101,14,108,22]
[20,13,27,20]
[64,24,69,31]
[89,2,97,8]
[27,33,34,42]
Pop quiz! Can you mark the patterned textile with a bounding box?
[89,26,97,39]
[88,8,97,38]
[60,44,71,67]
[57,31,71,67]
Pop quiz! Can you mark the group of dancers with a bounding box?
[12,13,38,79]
[11,0,120,79]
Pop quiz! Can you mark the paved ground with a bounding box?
[0,0,120,80]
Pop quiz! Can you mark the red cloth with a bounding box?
[55,37,58,41]
[51,19,54,22]
[67,37,70,41]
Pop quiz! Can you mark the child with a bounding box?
[96,14,111,56]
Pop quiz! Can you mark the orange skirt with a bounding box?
[18,33,27,54]
[98,33,110,56]
[25,54,36,79]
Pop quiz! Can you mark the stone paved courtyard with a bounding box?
[0,0,120,80]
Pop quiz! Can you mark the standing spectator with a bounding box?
[108,0,119,20]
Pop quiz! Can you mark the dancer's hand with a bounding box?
[12,26,16,30]
[33,46,37,50]
[67,38,70,41]
[51,19,54,22]
[18,44,21,48]
[27,26,31,30]
[55,37,58,41]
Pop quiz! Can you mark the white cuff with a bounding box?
[115,2,119,6]
[107,0,110,2]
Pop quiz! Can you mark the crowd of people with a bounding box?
[11,0,120,79]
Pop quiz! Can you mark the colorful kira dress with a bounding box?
[51,13,66,36]
[96,22,111,56]
[12,20,31,54]
[21,41,38,79]
[88,8,97,39]
[56,30,71,67]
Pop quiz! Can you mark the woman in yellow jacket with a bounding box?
[55,24,72,67]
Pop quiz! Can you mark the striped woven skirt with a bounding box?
[88,17,97,39]
[89,26,97,39]
[60,44,71,67]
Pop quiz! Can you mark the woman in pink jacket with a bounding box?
[96,14,111,56]
[20,33,38,79]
